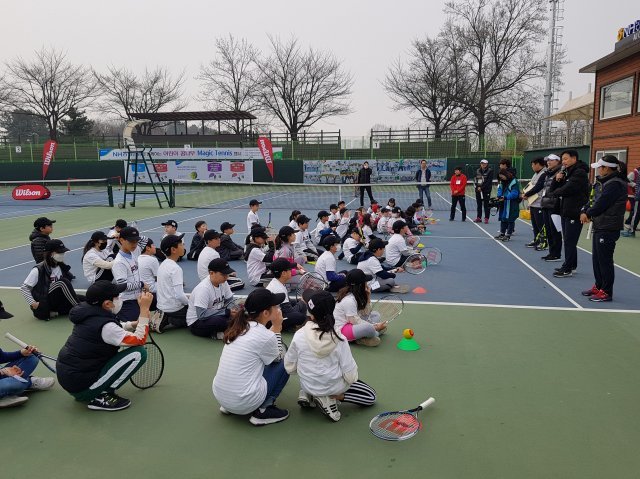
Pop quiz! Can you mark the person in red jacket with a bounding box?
[450,166,468,221]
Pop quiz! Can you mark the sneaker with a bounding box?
[249,405,290,426]
[314,396,341,422]
[0,395,29,408]
[526,241,537,248]
[28,376,55,391]
[484,218,489,224]
[149,310,169,333]
[49,311,59,319]
[212,331,225,340]
[449,218,454,221]
[501,235,511,242]
[543,255,562,262]
[589,290,612,302]
[219,406,230,415]
[390,284,410,294]
[356,336,381,347]
[621,231,635,237]
[535,245,548,251]
[474,217,482,223]
[581,285,600,297]
[87,392,131,411]
[553,269,573,278]
[494,233,505,240]
[297,390,315,408]
[555,267,576,273]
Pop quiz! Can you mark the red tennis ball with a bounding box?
[403,328,414,339]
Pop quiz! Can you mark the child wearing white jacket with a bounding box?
[284,290,376,422]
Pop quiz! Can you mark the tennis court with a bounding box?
[1,183,639,478]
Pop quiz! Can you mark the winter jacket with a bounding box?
[415,168,431,185]
[29,229,50,263]
[217,234,244,261]
[497,178,521,222]
[474,167,494,194]
[450,174,467,196]
[357,167,372,184]
[187,233,205,261]
[539,165,562,212]
[549,161,590,220]
[585,174,627,232]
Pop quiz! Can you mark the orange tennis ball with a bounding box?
[403,328,414,339]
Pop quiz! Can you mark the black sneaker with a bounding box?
[525,242,537,248]
[542,255,562,262]
[501,235,511,242]
[249,405,289,426]
[553,269,573,278]
[554,267,576,273]
[494,233,505,240]
[87,392,131,411]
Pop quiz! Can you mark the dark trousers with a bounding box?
[327,276,347,292]
[450,195,466,220]
[162,305,188,331]
[500,221,515,235]
[475,190,490,219]
[542,210,562,258]
[417,185,432,207]
[530,206,543,241]
[189,313,230,337]
[561,217,583,271]
[592,230,620,295]
[117,299,140,323]
[94,269,114,282]
[625,198,635,225]
[33,278,79,320]
[629,200,640,231]
[280,300,307,331]
[359,186,374,206]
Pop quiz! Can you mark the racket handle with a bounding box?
[5,333,28,349]
[419,397,436,410]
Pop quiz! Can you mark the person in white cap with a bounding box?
[474,159,494,223]
[521,157,547,247]
[579,155,627,302]
[539,154,563,260]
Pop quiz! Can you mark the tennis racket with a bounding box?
[421,246,442,266]
[369,397,436,441]
[395,253,427,275]
[265,212,277,236]
[363,294,404,323]
[295,272,328,300]
[5,333,57,374]
[130,312,165,389]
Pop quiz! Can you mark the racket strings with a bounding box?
[131,343,163,389]
[370,413,422,440]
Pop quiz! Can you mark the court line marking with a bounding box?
[437,192,583,309]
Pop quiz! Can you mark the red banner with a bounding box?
[42,139,58,180]
[257,137,274,179]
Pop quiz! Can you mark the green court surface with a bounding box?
[1,289,640,479]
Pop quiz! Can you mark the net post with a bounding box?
[107,183,114,207]
[168,179,175,208]
[67,179,71,195]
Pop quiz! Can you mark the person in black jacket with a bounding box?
[357,162,375,207]
[187,220,208,261]
[521,157,547,247]
[474,160,494,223]
[549,149,590,278]
[579,156,628,302]
[217,222,244,261]
[29,217,75,281]
[539,154,563,259]
[415,160,432,208]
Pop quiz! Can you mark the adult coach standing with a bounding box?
[357,161,375,207]
[580,156,628,302]
[549,149,590,278]
[474,160,493,223]
[415,160,432,208]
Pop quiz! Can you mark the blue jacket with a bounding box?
[415,168,431,185]
[497,179,520,222]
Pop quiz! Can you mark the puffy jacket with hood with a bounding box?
[29,229,50,263]
[549,160,590,219]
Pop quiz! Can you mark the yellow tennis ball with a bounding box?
[403,328,414,339]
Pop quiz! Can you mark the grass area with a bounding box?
[1,289,639,479]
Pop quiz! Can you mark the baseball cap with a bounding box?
[480,159,489,164]
[86,281,127,305]
[44,239,69,253]
[220,222,235,231]
[250,227,269,239]
[160,233,185,255]
[114,219,128,229]
[368,238,388,251]
[90,231,108,242]
[208,258,235,275]
[34,217,55,229]
[329,204,338,210]
[544,154,561,162]
[139,237,154,250]
[161,220,178,228]
[119,226,141,241]
[244,288,286,315]
[203,230,221,242]
[392,220,407,233]
[270,257,293,273]
[249,199,262,206]
[346,269,373,285]
[302,290,335,318]
[318,210,330,219]
[278,226,296,239]
[296,215,310,225]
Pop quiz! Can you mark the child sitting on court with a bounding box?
[274,226,307,272]
[376,207,392,235]
[357,239,406,294]
[288,210,302,230]
[314,237,348,292]
[293,215,320,263]
[333,269,387,347]
[244,228,275,286]
[0,343,55,409]
[266,258,308,331]
[343,227,366,265]
[137,237,159,311]
[187,220,208,261]
[285,290,376,422]
[385,220,412,268]
[328,203,340,223]
[335,208,351,241]
[217,222,244,261]
[82,231,114,284]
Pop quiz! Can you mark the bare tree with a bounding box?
[93,66,187,135]
[254,36,353,141]
[384,36,469,138]
[0,47,98,140]
[197,35,261,134]
[444,0,547,149]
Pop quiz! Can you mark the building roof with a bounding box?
[545,91,594,122]
[129,111,257,121]
[580,40,640,73]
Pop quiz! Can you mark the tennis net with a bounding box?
[170,179,531,212]
[0,177,120,208]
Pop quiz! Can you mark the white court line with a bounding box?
[437,191,583,309]
[0,198,108,220]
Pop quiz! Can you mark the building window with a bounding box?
[600,77,634,119]
[596,149,627,164]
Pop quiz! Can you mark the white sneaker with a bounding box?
[49,312,59,319]
[213,332,225,340]
[297,390,315,408]
[28,377,55,391]
[0,395,29,408]
[356,336,381,347]
[314,396,341,422]
[149,310,165,333]
[219,406,230,415]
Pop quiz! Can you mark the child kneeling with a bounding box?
[285,290,376,422]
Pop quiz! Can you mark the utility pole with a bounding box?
[542,0,564,144]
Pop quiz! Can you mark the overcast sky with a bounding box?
[0,0,636,137]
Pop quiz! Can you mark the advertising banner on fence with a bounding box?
[257,137,275,179]
[42,140,58,179]
[302,159,447,184]
[123,160,253,183]
[100,147,281,161]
